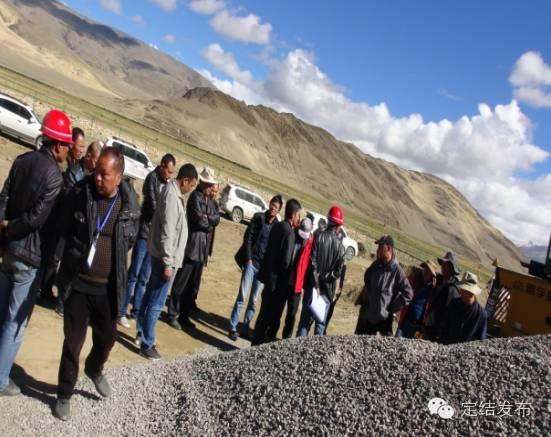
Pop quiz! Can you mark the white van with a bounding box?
[104,136,155,181]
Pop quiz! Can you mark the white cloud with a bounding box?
[100,0,122,15]
[210,10,271,44]
[201,45,551,245]
[188,0,225,15]
[201,43,254,85]
[130,15,145,25]
[152,0,178,12]
[510,51,551,108]
[163,34,176,43]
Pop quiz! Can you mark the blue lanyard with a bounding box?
[95,192,119,238]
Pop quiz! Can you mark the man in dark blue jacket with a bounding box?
[0,109,72,396]
[228,195,282,341]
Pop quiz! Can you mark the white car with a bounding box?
[308,211,358,260]
[104,136,155,181]
[0,93,42,148]
[221,184,268,223]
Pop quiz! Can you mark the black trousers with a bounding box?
[252,279,288,346]
[282,292,301,339]
[355,310,394,336]
[57,291,117,399]
[190,263,204,304]
[168,258,202,322]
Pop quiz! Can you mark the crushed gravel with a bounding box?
[1,335,550,436]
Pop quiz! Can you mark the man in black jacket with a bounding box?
[35,127,86,307]
[53,147,139,421]
[118,154,175,328]
[0,109,72,397]
[228,195,282,341]
[167,167,219,329]
[252,198,302,346]
[297,206,346,336]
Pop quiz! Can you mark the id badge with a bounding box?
[87,241,97,269]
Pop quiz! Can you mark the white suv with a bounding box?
[308,211,359,260]
[0,93,42,148]
[104,136,155,181]
[221,184,268,223]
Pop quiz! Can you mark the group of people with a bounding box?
[0,108,488,422]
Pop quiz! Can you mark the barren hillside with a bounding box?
[0,0,211,101]
[118,88,523,269]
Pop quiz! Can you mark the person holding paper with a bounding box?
[297,206,346,337]
[53,147,139,421]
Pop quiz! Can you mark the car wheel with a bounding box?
[345,246,356,260]
[34,135,43,150]
[231,207,243,223]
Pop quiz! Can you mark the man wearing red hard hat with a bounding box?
[0,109,73,396]
[297,206,346,336]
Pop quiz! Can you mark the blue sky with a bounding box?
[64,0,551,244]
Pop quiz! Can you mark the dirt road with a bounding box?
[0,134,366,388]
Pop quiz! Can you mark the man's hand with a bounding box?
[0,220,8,230]
[163,267,173,281]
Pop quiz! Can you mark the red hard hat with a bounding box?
[41,109,74,144]
[328,206,344,225]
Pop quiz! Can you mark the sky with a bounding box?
[65,0,551,246]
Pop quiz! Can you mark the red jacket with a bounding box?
[294,236,314,293]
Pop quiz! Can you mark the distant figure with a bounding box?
[54,147,139,420]
[168,167,219,329]
[82,141,102,174]
[136,164,198,361]
[0,109,70,397]
[297,207,345,337]
[396,260,437,338]
[252,199,302,346]
[355,235,413,336]
[422,251,460,342]
[228,195,283,341]
[282,217,314,339]
[441,272,487,344]
[118,153,176,329]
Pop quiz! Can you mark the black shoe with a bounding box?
[180,318,196,329]
[0,378,21,397]
[55,301,64,316]
[240,329,253,341]
[84,370,111,397]
[53,398,71,421]
[167,319,183,330]
[140,346,162,361]
[190,302,201,314]
[228,330,238,341]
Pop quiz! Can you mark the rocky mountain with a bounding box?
[118,88,523,269]
[0,0,211,101]
[0,0,524,269]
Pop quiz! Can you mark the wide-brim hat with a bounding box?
[199,167,218,184]
[457,271,482,295]
[420,260,438,277]
[437,251,460,275]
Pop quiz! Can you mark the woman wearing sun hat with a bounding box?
[441,271,488,345]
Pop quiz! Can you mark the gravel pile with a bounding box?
[2,335,550,436]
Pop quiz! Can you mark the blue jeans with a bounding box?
[0,253,38,388]
[120,239,151,318]
[136,257,174,351]
[229,263,263,332]
[297,287,331,337]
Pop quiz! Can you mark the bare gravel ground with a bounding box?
[1,335,549,436]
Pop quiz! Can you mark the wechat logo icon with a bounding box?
[428,397,455,420]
